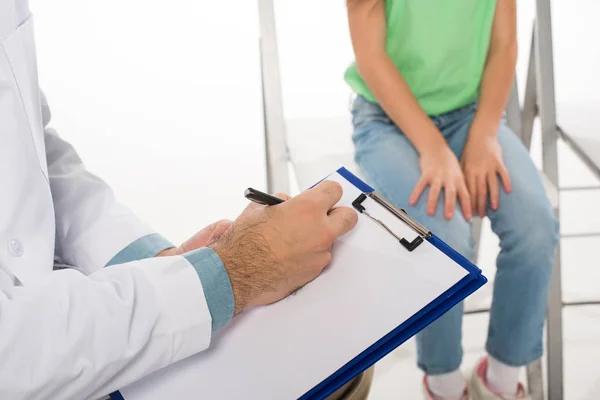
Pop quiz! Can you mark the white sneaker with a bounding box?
[422,375,470,400]
[469,357,531,400]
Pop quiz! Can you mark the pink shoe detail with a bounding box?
[476,357,527,398]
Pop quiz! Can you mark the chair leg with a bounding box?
[535,0,564,396]
[527,359,545,400]
[471,217,483,264]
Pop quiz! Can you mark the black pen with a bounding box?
[244,188,285,206]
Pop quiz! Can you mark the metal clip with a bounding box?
[352,192,431,252]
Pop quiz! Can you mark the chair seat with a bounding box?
[285,116,362,189]
[557,101,600,181]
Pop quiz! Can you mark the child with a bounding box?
[345,1,558,399]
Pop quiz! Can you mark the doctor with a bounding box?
[0,2,359,399]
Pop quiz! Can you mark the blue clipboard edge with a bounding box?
[110,391,124,400]
[302,274,487,400]
[335,167,374,193]
[301,167,487,399]
[111,167,486,400]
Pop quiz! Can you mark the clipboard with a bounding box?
[301,167,486,399]
[111,167,487,400]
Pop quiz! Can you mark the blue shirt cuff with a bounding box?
[105,233,175,267]
[184,248,234,332]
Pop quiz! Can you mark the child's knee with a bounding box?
[423,216,475,261]
[498,199,559,273]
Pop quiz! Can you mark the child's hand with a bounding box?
[410,144,472,221]
[461,134,512,217]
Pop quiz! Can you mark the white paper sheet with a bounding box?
[118,172,469,400]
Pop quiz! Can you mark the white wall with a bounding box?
[30,0,266,244]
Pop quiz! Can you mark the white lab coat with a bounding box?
[0,2,213,399]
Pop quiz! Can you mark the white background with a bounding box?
[30,0,600,398]
[31,0,266,244]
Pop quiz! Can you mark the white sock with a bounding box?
[486,355,520,396]
[428,370,466,400]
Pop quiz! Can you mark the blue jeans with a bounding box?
[351,96,559,375]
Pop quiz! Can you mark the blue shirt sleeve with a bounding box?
[183,248,235,332]
[105,233,175,266]
[105,233,234,332]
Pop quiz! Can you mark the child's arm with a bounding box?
[347,0,444,155]
[472,0,518,136]
[346,0,471,220]
[462,0,517,217]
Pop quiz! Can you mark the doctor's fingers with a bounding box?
[326,206,358,239]
[301,180,344,212]
[273,192,292,201]
[206,220,234,245]
[178,219,233,253]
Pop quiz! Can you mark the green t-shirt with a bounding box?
[344,0,497,116]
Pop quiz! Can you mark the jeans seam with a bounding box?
[417,360,463,375]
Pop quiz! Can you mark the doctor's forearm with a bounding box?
[106,235,234,332]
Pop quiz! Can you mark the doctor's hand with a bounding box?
[156,219,233,257]
[210,180,358,315]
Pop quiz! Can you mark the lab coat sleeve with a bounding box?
[0,255,214,400]
[107,242,235,333]
[41,92,167,274]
